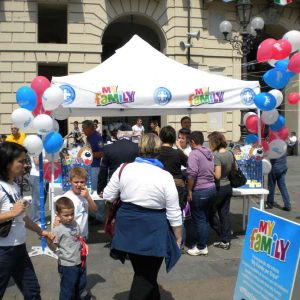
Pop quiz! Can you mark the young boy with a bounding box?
[55,167,97,239]
[47,197,90,300]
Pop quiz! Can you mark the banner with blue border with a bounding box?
[234,208,300,300]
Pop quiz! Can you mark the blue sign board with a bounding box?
[234,208,300,300]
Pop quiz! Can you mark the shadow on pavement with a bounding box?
[112,285,175,300]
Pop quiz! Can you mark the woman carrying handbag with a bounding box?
[208,132,234,250]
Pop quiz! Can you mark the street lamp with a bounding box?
[219,0,264,140]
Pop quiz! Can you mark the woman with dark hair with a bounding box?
[207,131,234,250]
[158,126,188,209]
[103,133,182,300]
[186,131,216,256]
[0,142,54,299]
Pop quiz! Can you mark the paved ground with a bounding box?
[4,156,300,300]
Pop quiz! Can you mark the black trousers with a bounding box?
[209,184,232,243]
[128,253,164,300]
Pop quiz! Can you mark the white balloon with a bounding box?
[268,139,287,159]
[42,86,64,111]
[269,89,283,108]
[268,59,278,67]
[23,135,43,156]
[11,108,34,130]
[261,109,279,125]
[53,119,60,132]
[262,159,272,175]
[33,114,53,135]
[52,106,71,120]
[243,112,256,125]
[282,30,300,52]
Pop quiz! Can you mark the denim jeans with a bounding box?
[267,168,291,208]
[29,175,40,223]
[190,186,216,250]
[58,264,87,300]
[0,244,41,300]
[209,184,232,243]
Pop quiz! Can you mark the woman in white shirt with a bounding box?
[103,133,182,300]
[0,142,54,299]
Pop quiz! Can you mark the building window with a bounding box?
[38,4,67,44]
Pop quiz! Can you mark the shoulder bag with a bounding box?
[228,151,247,188]
[0,185,16,237]
[104,163,128,236]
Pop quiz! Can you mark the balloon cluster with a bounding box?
[11,76,71,156]
[243,30,300,165]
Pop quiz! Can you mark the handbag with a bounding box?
[228,151,247,188]
[0,185,16,238]
[104,163,128,236]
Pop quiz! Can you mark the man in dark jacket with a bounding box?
[97,123,139,194]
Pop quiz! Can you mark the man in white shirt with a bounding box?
[287,131,298,156]
[132,118,144,143]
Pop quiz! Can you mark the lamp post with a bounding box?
[219,0,264,140]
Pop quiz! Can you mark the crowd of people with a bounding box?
[0,116,296,299]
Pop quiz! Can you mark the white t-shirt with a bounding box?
[62,190,89,238]
[103,162,182,227]
[0,181,26,246]
[132,124,144,143]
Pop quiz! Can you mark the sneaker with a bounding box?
[213,241,231,250]
[265,203,273,209]
[282,206,291,211]
[187,246,208,256]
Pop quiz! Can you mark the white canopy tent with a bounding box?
[52,35,260,117]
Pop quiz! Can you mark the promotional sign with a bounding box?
[234,208,300,300]
[237,159,263,189]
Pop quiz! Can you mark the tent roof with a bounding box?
[52,35,260,116]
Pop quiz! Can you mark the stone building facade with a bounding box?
[0,0,299,141]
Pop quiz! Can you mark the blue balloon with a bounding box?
[275,59,289,70]
[16,86,37,111]
[43,132,63,154]
[245,134,258,145]
[269,115,285,131]
[253,92,276,111]
[263,68,290,89]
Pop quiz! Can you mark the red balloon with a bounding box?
[288,52,300,74]
[271,39,292,60]
[32,102,52,116]
[43,162,61,182]
[257,38,276,62]
[245,115,264,134]
[274,126,289,140]
[31,76,51,98]
[287,92,300,105]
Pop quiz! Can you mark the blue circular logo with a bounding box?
[60,85,76,105]
[153,87,172,106]
[241,88,255,106]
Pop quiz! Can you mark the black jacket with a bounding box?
[97,139,139,193]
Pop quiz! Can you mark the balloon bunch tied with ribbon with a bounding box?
[243,30,300,174]
[11,76,71,169]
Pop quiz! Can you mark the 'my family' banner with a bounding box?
[234,208,300,300]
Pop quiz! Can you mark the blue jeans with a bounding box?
[0,244,41,300]
[58,264,87,300]
[190,186,216,250]
[267,168,291,208]
[29,175,40,223]
[209,184,232,243]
